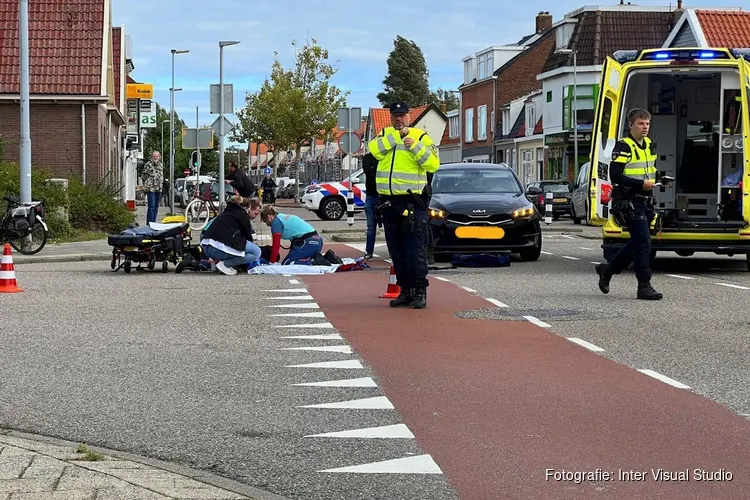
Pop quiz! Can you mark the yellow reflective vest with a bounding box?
[367,126,440,196]
[612,136,658,182]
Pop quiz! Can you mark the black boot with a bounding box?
[637,282,663,300]
[595,263,612,294]
[389,288,414,307]
[412,287,427,309]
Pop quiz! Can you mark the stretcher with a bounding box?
[108,221,192,273]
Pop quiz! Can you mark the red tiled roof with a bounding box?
[0,0,105,95]
[112,27,121,108]
[533,116,543,135]
[249,143,269,155]
[695,10,750,48]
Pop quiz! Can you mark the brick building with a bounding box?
[0,0,127,186]
[459,12,553,162]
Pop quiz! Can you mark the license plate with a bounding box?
[554,198,567,203]
[455,226,505,239]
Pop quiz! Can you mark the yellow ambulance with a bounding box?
[587,47,750,269]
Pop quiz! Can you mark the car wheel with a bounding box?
[519,233,542,262]
[319,197,345,221]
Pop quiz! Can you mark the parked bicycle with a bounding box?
[2,196,48,255]
[184,182,236,231]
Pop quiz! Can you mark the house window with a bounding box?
[465,108,474,142]
[526,106,536,133]
[546,91,552,103]
[449,115,460,138]
[477,105,487,140]
[562,84,599,131]
[501,109,511,136]
[477,52,493,80]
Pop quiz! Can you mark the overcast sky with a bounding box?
[113,0,737,145]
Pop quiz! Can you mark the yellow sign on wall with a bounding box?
[126,83,154,100]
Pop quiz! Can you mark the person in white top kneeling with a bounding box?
[200,196,262,275]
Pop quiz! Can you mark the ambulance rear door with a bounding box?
[588,56,625,225]
[738,59,750,222]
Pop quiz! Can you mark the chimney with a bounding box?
[440,103,447,114]
[677,0,682,8]
[535,11,553,33]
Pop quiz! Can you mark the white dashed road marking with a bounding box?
[289,279,300,284]
[591,261,601,265]
[434,276,450,282]
[540,251,553,255]
[579,247,593,251]
[666,274,695,280]
[461,286,477,293]
[567,338,605,352]
[523,315,551,328]
[562,256,580,260]
[485,298,508,308]
[638,369,691,389]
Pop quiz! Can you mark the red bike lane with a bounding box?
[301,245,750,500]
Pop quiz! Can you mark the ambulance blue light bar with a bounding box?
[641,49,731,62]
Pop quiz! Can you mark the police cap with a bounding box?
[389,102,409,115]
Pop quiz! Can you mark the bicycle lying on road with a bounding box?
[2,196,49,255]
[184,182,237,231]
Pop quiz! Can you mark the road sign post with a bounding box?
[338,107,361,227]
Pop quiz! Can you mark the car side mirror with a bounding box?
[569,182,576,191]
[526,186,543,196]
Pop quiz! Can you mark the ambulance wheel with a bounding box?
[124,260,132,273]
[319,197,345,221]
[162,261,169,273]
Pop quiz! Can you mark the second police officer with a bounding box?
[595,108,667,300]
[367,102,440,309]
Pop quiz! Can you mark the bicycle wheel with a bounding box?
[186,199,211,231]
[4,217,47,255]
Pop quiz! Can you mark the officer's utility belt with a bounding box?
[290,231,317,246]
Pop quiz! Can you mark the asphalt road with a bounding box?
[0,262,456,500]
[396,234,750,420]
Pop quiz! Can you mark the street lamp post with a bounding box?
[556,48,578,180]
[218,40,240,213]
[170,49,189,214]
[19,0,31,203]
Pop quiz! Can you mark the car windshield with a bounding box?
[542,183,571,193]
[433,169,522,194]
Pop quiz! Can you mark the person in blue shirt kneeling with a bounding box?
[261,205,322,264]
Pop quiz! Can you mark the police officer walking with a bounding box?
[367,102,440,309]
[595,108,665,300]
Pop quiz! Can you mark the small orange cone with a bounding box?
[0,243,23,293]
[379,265,400,298]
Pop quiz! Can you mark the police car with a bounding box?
[301,169,367,220]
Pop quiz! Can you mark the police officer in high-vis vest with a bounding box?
[595,108,665,300]
[368,102,440,309]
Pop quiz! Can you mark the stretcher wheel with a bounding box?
[162,261,169,273]
[124,260,132,273]
[110,256,116,270]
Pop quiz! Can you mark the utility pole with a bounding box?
[19,0,32,203]
[218,40,240,213]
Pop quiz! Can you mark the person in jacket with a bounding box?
[361,152,379,259]
[367,101,440,309]
[260,205,322,264]
[142,151,164,223]
[200,196,262,275]
[226,162,256,197]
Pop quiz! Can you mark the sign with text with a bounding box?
[126,83,154,100]
[127,100,138,134]
[139,101,156,128]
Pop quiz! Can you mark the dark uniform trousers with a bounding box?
[381,196,429,289]
[608,198,653,283]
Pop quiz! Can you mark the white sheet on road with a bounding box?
[248,258,359,275]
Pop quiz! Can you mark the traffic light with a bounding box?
[190,150,201,170]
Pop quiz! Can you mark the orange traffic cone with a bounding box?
[0,243,23,293]
[379,265,400,298]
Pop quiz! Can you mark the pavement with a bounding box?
[5,202,750,498]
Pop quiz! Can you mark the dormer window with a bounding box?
[477,51,494,80]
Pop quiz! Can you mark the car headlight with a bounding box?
[512,205,535,218]
[305,186,321,194]
[429,208,446,219]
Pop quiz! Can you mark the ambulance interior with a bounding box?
[620,68,745,228]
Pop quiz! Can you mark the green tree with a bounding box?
[377,36,432,107]
[233,39,348,184]
[431,88,460,112]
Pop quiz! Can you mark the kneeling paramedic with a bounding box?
[596,108,666,300]
[368,102,440,309]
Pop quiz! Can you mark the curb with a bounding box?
[1,428,293,500]
[14,252,113,264]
